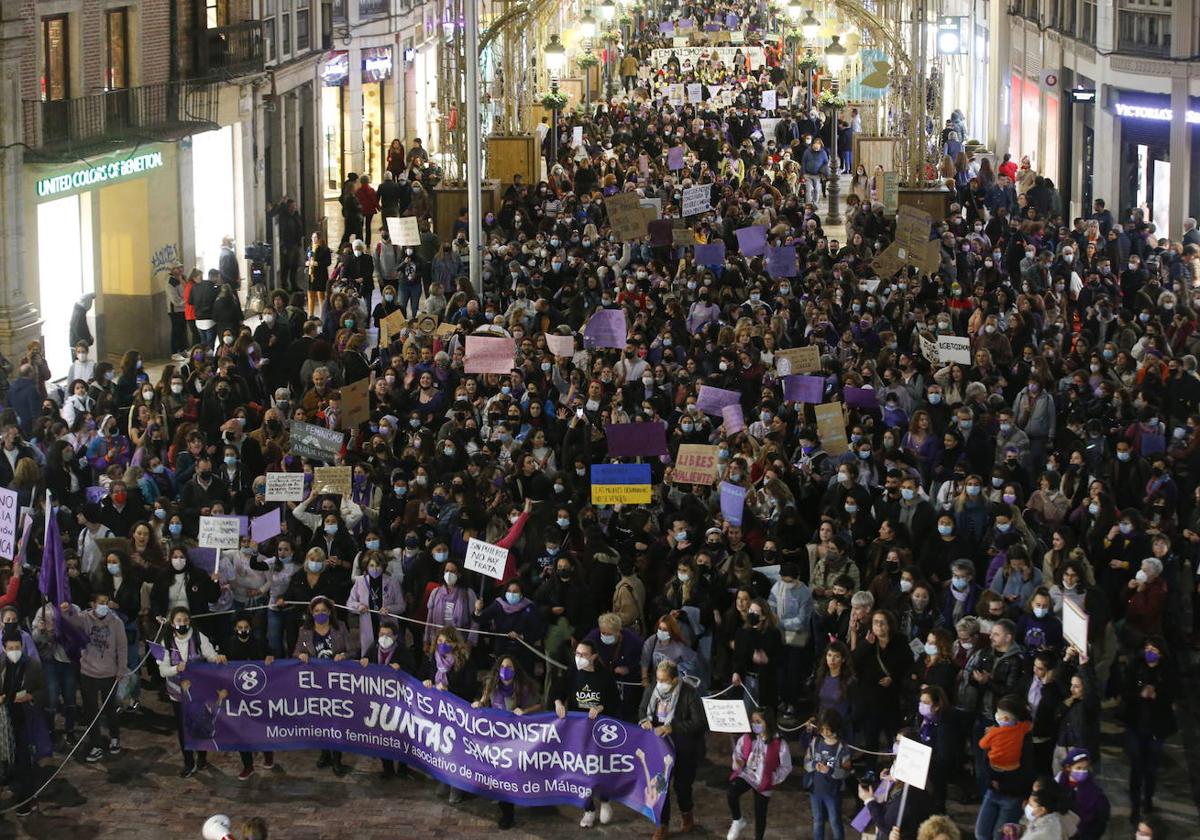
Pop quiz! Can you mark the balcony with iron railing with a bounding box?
[23,81,220,158]
[191,20,265,78]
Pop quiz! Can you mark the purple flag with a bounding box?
[765,245,797,278]
[583,309,628,349]
[720,482,747,527]
[605,422,670,457]
[696,385,742,416]
[734,225,767,257]
[782,375,824,403]
[667,146,685,171]
[181,661,675,823]
[693,241,726,265]
[844,386,880,409]
[39,511,70,608]
[147,640,167,661]
[251,509,282,544]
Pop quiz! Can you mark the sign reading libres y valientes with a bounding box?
[36,151,165,198]
[181,661,675,822]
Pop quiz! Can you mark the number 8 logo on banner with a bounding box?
[234,664,267,697]
[592,718,627,750]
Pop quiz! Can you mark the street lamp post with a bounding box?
[799,9,820,111]
[545,34,566,172]
[785,0,802,86]
[581,11,597,106]
[599,0,616,99]
[824,34,846,224]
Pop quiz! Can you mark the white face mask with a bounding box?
[5,649,20,664]
[656,680,673,694]
[171,557,187,571]
[575,655,590,670]
[377,635,395,650]
[444,572,458,587]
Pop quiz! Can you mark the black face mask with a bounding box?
[174,624,190,636]
[236,629,250,639]
[747,612,761,627]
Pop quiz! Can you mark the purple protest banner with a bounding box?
[719,482,747,527]
[734,225,767,257]
[721,404,744,434]
[844,386,880,409]
[693,241,726,265]
[605,422,670,457]
[658,20,674,33]
[583,309,628,349]
[695,385,742,416]
[251,508,282,544]
[782,375,824,403]
[181,661,675,823]
[765,245,797,278]
[667,146,685,171]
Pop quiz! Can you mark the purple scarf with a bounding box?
[434,649,455,687]
[496,595,532,615]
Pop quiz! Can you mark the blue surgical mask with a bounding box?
[154,508,167,520]
[900,488,915,501]
[505,592,522,605]
[545,546,559,556]
[938,524,953,536]
[394,486,407,497]
[307,560,325,573]
[928,393,942,404]
[434,550,449,563]
[365,539,381,551]
[996,522,1011,533]
[169,522,183,536]
[106,563,121,576]
[1033,606,1048,618]
[952,576,969,591]
[324,523,338,535]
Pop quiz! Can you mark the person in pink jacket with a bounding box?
[347,551,405,655]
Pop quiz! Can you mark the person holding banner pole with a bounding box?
[294,596,351,775]
[423,626,476,804]
[639,659,704,838]
[156,605,224,777]
[222,614,275,780]
[360,622,414,780]
[555,639,619,828]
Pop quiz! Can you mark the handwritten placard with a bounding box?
[314,465,353,497]
[672,444,719,485]
[464,537,508,580]
[702,697,751,733]
[265,472,305,502]
[198,516,241,550]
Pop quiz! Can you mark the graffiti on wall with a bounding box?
[151,243,180,277]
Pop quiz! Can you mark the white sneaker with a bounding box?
[579,811,596,828]
[599,802,612,825]
[727,818,748,840]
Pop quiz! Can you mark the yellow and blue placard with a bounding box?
[590,464,653,505]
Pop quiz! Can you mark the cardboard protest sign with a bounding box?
[314,466,353,497]
[545,333,576,357]
[687,83,703,103]
[761,89,777,110]
[917,332,940,365]
[387,216,421,247]
[607,192,649,242]
[681,184,711,216]
[775,346,821,375]
[937,335,971,364]
[695,385,742,415]
[891,736,933,790]
[590,464,653,504]
[582,309,628,349]
[380,310,408,345]
[289,421,343,464]
[734,225,767,256]
[199,516,241,550]
[672,228,697,247]
[465,537,509,580]
[464,335,516,375]
[340,378,371,429]
[605,422,670,457]
[0,488,16,560]
[814,402,849,455]
[265,472,306,502]
[672,444,720,485]
[702,698,751,733]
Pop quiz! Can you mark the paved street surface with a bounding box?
[1,676,1198,839]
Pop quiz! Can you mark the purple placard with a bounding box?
[648,219,674,246]
[658,20,675,33]
[188,547,219,575]
[695,385,742,416]
[721,403,744,434]
[844,386,880,409]
[85,486,107,504]
[251,508,282,544]
[180,661,674,823]
[734,225,767,257]
[667,146,685,171]
[782,375,824,403]
[583,308,628,349]
[765,245,797,278]
[605,422,670,457]
[719,482,747,527]
[693,241,726,265]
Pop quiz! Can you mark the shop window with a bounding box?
[41,15,69,101]
[264,17,276,61]
[297,7,310,51]
[106,9,129,90]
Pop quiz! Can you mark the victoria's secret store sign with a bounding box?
[36,151,164,197]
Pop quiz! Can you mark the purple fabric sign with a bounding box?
[188,547,219,575]
[734,225,767,257]
[605,422,670,457]
[40,512,71,610]
[658,20,674,33]
[583,309,628,349]
[844,386,880,409]
[251,509,282,544]
[693,241,726,265]
[667,146,685,171]
[719,482,747,527]
[721,404,744,434]
[782,375,824,403]
[180,661,675,823]
[765,245,797,278]
[695,385,742,416]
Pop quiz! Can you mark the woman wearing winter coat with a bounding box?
[639,659,706,839]
[346,550,404,655]
[293,596,352,775]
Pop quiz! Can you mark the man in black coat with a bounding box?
[69,293,95,349]
[0,423,38,488]
[99,480,147,538]
[189,270,221,349]
[274,198,304,291]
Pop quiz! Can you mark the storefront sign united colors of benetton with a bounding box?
[35,151,165,198]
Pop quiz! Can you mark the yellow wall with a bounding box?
[99,178,150,295]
